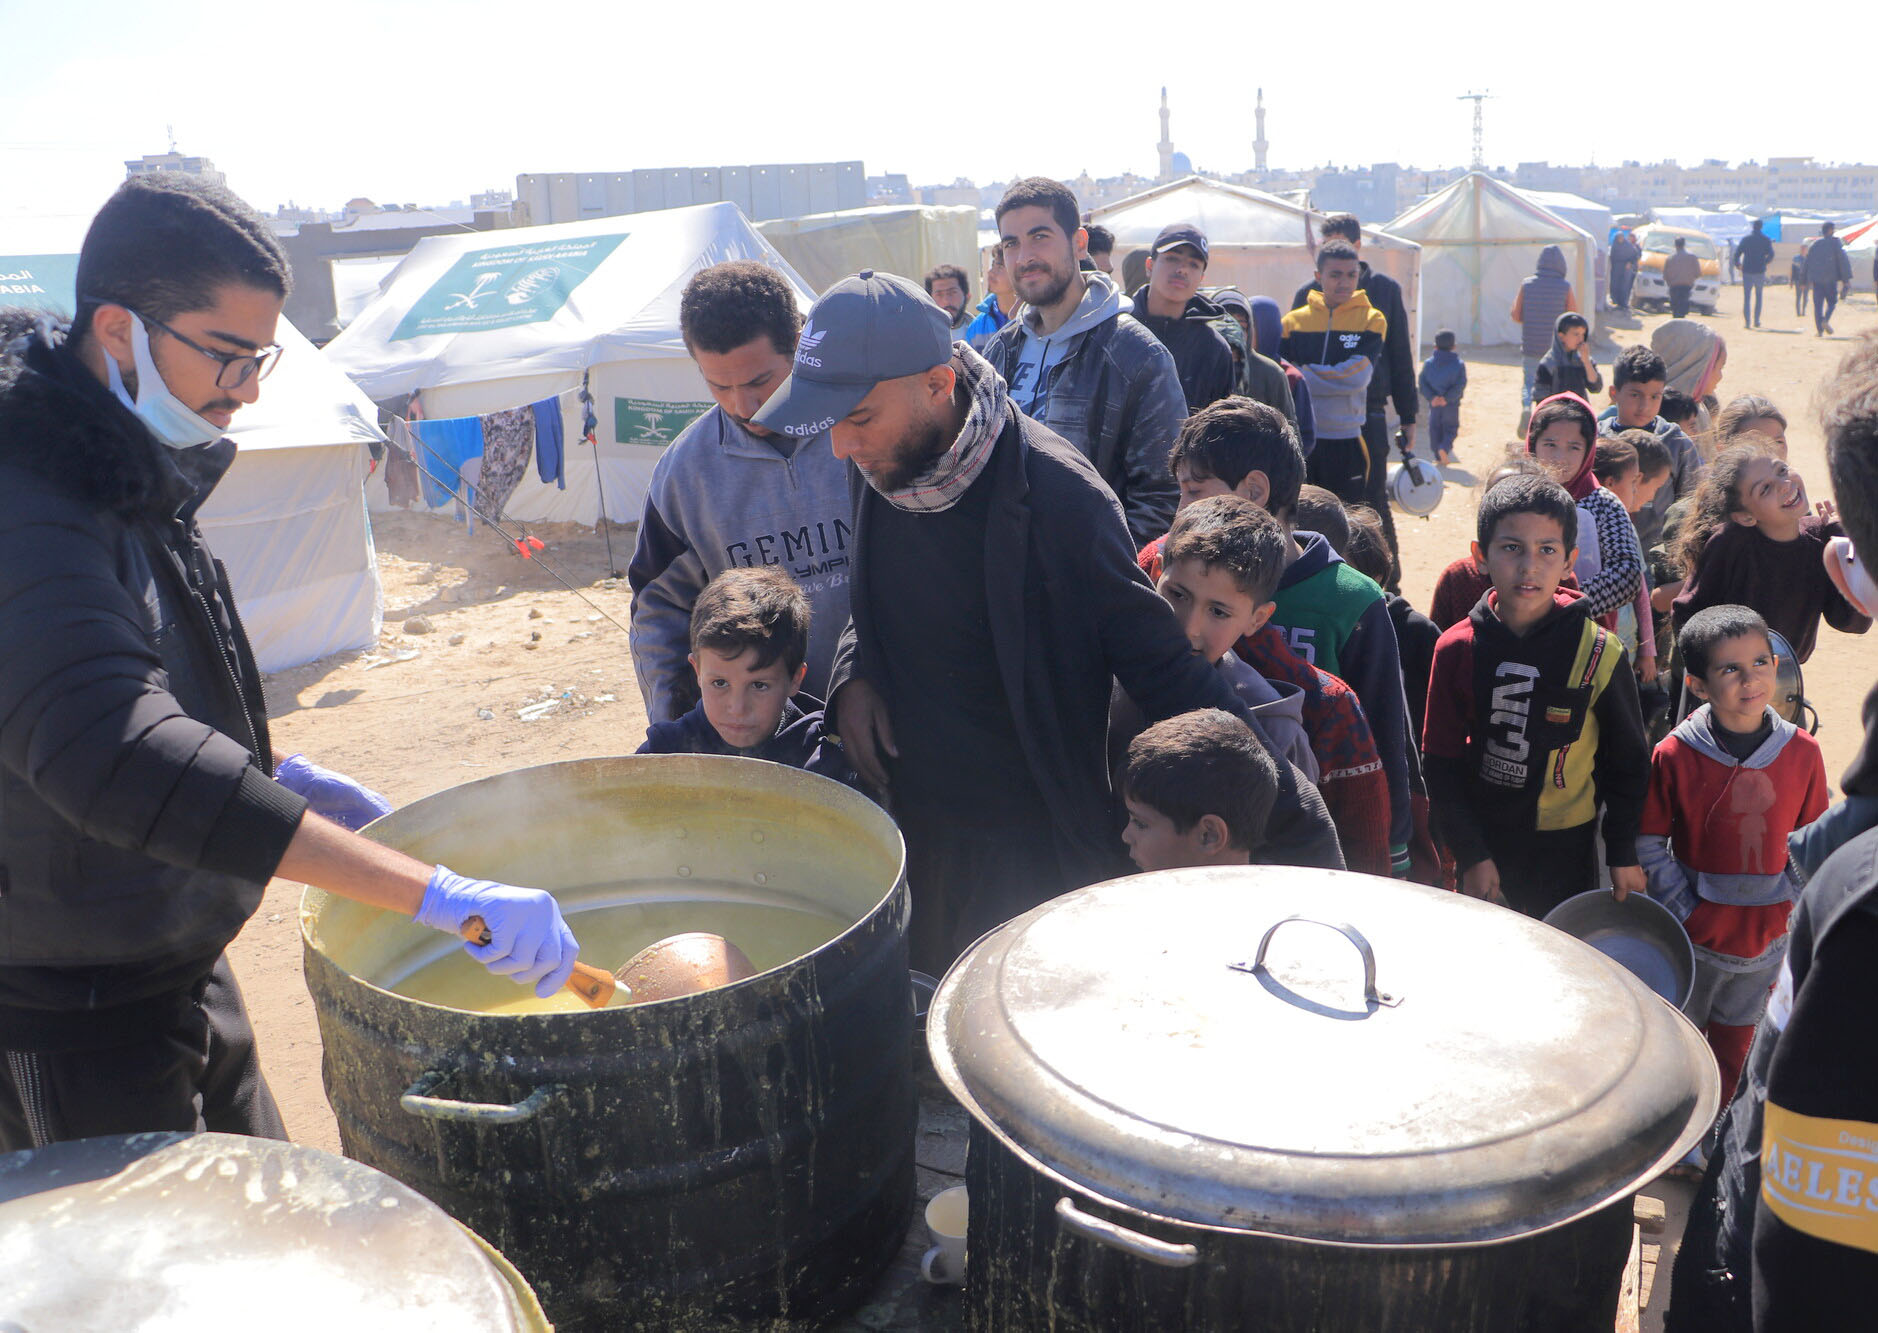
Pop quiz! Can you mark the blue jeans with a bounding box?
[1521,356,1542,407]
[1815,282,1840,332]
[1741,273,1764,324]
[1428,402,1460,456]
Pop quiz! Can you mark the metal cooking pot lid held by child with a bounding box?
[928,866,1719,1247]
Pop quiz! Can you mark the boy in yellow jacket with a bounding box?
[1280,239,1386,507]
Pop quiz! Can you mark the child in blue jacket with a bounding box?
[1418,329,1467,464]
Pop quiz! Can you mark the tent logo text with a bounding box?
[614,397,712,448]
[392,234,628,341]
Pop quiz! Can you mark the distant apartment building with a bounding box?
[868,174,912,204]
[124,152,225,187]
[1308,163,1402,221]
[1517,158,1878,214]
[513,162,865,227]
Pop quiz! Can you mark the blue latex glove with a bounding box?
[413,865,580,998]
[275,753,394,831]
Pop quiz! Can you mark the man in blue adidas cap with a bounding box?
[755,271,1341,972]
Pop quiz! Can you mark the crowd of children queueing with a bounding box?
[640,329,1876,1128]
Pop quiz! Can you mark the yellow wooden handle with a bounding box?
[460,914,615,1008]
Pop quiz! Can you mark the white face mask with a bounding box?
[104,315,225,449]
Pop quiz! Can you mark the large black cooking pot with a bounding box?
[302,755,914,1332]
[930,866,1720,1332]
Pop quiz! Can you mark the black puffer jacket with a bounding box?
[0,323,306,982]
[1126,285,1235,413]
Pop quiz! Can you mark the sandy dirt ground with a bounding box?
[229,287,1877,1326]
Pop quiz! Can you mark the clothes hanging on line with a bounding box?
[477,405,535,522]
[384,417,423,509]
[411,414,486,509]
[533,398,566,489]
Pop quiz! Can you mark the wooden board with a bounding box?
[1616,1223,1643,1333]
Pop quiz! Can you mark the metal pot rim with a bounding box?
[300,754,907,1023]
[929,866,1719,1245]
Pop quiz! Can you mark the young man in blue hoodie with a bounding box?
[628,261,854,722]
[983,177,1187,544]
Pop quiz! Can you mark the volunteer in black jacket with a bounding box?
[755,271,1341,973]
[1666,333,1878,1332]
[0,175,580,1151]
[1293,213,1415,581]
[1128,223,1235,412]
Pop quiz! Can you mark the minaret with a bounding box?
[1157,87,1175,182]
[1254,88,1269,173]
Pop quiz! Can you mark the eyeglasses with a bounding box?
[134,310,283,389]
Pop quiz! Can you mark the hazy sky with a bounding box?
[5,0,1866,244]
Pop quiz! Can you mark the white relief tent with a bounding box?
[1382,174,1598,348]
[323,205,815,526]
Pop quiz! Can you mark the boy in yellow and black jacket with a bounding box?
[1421,474,1649,919]
[1280,238,1385,507]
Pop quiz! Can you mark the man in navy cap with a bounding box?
[1129,222,1235,413]
[755,270,1341,971]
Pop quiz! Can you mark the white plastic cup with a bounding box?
[920,1185,968,1285]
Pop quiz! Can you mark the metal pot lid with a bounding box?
[928,867,1719,1245]
[0,1132,543,1330]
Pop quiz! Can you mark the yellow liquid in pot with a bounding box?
[389,891,854,1016]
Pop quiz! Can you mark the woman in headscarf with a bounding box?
[1527,392,1644,625]
[1650,319,1727,441]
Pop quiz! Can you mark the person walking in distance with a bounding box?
[1663,237,1702,320]
[1805,222,1853,337]
[1610,228,1642,311]
[1733,219,1774,328]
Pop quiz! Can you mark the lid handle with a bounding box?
[1234,915,1402,1008]
[1054,1197,1199,1268]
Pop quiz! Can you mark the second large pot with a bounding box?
[929,866,1720,1332]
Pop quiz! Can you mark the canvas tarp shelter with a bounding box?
[1087,177,1422,350]
[1841,216,1877,291]
[0,241,384,673]
[1513,188,1615,306]
[756,204,979,295]
[1382,174,1596,348]
[325,204,814,526]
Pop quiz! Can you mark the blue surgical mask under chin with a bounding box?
[104,316,224,449]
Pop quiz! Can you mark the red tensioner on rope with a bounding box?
[515,536,545,559]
